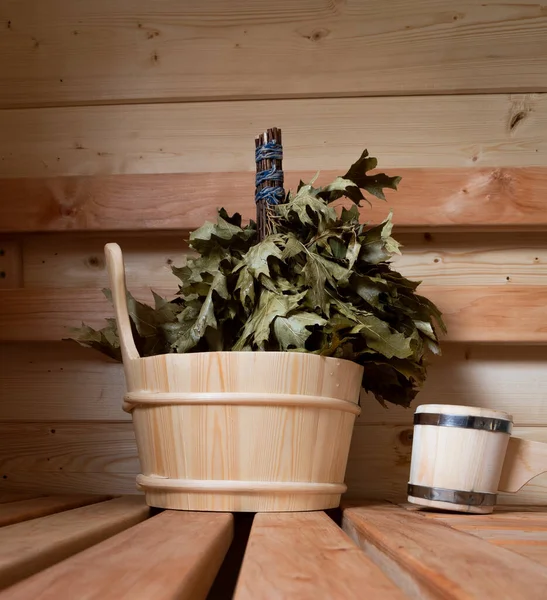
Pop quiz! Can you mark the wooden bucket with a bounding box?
[106,243,363,511]
[408,404,513,514]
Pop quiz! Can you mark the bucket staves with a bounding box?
[105,243,363,512]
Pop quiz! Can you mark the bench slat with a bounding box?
[2,510,233,600]
[0,496,149,592]
[0,494,112,528]
[234,511,406,600]
[343,504,547,599]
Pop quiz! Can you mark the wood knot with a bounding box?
[86,256,104,270]
[398,429,413,447]
[305,28,330,42]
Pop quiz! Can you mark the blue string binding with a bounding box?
[255,140,284,204]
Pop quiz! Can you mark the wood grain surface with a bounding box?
[0,495,112,528]
[2,284,546,342]
[2,421,545,503]
[13,231,547,290]
[0,497,149,591]
[343,504,547,599]
[234,511,407,599]
[0,95,545,180]
[3,167,547,231]
[1,510,233,600]
[3,343,547,425]
[416,507,547,568]
[0,1,546,107]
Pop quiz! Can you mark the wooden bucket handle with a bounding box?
[104,243,140,363]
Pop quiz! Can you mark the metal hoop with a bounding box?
[408,484,497,507]
[414,413,512,434]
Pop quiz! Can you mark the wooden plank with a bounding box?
[0,342,128,421]
[4,167,547,232]
[0,472,139,496]
[234,511,406,599]
[0,95,546,180]
[2,510,233,600]
[0,1,546,107]
[0,495,112,527]
[2,284,547,343]
[0,239,22,288]
[0,422,138,474]
[3,342,547,425]
[0,496,149,591]
[1,422,546,504]
[344,426,547,506]
[342,504,547,599]
[413,507,547,567]
[357,344,547,426]
[18,231,547,289]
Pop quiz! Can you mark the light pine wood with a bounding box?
[3,284,547,343]
[0,495,112,528]
[499,437,547,493]
[107,243,363,511]
[2,422,546,503]
[4,168,547,232]
[424,509,547,568]
[342,504,547,599]
[0,95,546,180]
[0,472,139,496]
[0,496,149,591]
[17,231,547,289]
[0,342,128,422]
[2,510,233,600]
[0,1,546,107]
[408,405,513,514]
[234,511,407,600]
[0,422,138,474]
[4,343,547,426]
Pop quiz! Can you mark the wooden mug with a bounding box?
[408,404,547,513]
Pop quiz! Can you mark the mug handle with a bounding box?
[498,436,547,493]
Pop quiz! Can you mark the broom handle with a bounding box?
[104,242,140,363]
[498,436,547,493]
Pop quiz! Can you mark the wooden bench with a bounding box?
[0,494,546,599]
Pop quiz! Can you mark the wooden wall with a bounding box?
[1,0,547,504]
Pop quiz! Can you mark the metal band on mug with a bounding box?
[413,413,513,434]
[407,484,497,507]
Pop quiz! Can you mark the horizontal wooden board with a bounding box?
[0,95,546,180]
[15,231,547,290]
[4,510,234,600]
[234,511,406,600]
[1,421,545,504]
[0,342,127,421]
[4,167,547,232]
[0,497,149,591]
[342,504,547,599]
[0,472,139,496]
[1,284,546,343]
[0,422,138,474]
[2,342,547,425]
[1,1,546,107]
[0,495,112,528]
[345,426,547,506]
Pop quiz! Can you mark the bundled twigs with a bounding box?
[255,127,285,241]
